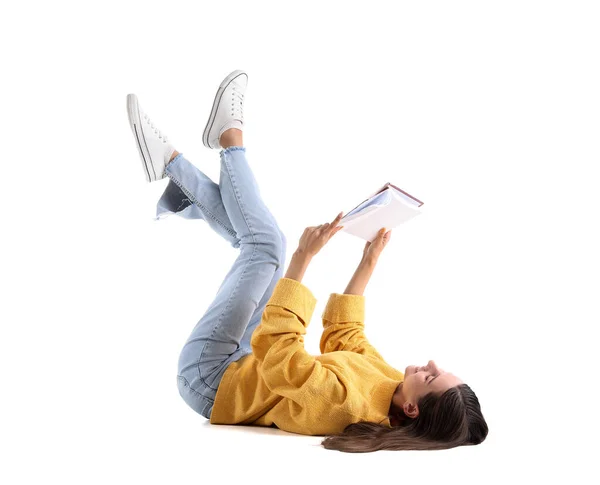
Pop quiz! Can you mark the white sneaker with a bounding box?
[126,94,175,182]
[202,70,248,150]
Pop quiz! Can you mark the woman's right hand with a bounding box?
[362,228,392,262]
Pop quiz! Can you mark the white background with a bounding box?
[2,1,599,483]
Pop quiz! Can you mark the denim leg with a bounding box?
[158,151,285,352]
[156,153,242,249]
[175,146,286,419]
[238,231,287,353]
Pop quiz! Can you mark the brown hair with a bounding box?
[321,384,488,453]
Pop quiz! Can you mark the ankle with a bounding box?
[219,128,243,149]
[167,150,179,165]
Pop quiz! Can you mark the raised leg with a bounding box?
[175,146,286,419]
[156,148,286,349]
[156,153,242,249]
[239,230,287,352]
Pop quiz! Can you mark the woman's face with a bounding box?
[402,360,463,402]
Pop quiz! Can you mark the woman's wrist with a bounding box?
[360,254,378,268]
[284,249,313,282]
[345,256,377,295]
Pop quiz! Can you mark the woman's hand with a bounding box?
[297,212,345,257]
[362,228,392,262]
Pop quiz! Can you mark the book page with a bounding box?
[341,190,423,241]
[343,189,392,220]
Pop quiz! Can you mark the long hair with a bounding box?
[321,384,488,453]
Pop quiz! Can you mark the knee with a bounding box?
[258,230,286,265]
[279,231,287,253]
[276,231,287,267]
[278,231,287,268]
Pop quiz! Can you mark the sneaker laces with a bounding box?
[143,112,168,143]
[231,85,244,121]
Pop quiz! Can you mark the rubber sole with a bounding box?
[127,94,155,183]
[202,69,247,149]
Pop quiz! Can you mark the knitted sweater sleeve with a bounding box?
[319,292,386,362]
[250,278,340,400]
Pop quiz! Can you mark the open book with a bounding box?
[340,183,424,242]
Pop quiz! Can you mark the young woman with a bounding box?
[126,69,488,453]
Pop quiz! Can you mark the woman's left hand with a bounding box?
[297,212,345,257]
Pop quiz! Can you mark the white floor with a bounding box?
[2,2,598,484]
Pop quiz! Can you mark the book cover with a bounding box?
[340,183,424,242]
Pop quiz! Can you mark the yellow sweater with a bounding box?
[209,277,405,436]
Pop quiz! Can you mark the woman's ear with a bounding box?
[403,401,419,419]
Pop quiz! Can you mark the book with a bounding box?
[340,183,424,242]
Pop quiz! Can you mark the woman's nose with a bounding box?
[429,360,445,374]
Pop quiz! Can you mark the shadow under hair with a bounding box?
[321,384,488,453]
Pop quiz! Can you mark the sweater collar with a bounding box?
[370,377,403,427]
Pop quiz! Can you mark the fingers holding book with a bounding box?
[298,212,345,257]
[363,227,392,262]
[320,211,345,232]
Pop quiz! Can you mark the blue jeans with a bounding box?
[156,147,287,419]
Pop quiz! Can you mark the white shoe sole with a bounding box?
[127,93,158,182]
[202,69,247,149]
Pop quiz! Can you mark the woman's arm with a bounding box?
[345,227,390,295]
[284,249,313,283]
[319,253,386,360]
[285,249,378,293]
[344,255,377,296]
[284,212,344,284]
